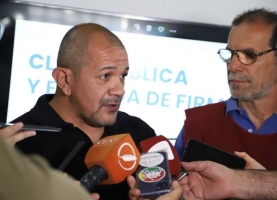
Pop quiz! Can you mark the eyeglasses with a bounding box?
[217,48,277,65]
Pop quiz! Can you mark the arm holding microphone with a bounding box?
[127,149,269,200]
[129,135,233,200]
[0,122,36,146]
[181,161,277,200]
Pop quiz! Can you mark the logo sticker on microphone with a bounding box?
[148,141,174,160]
[118,143,137,170]
[138,167,166,182]
[139,152,164,167]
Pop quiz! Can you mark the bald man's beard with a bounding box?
[82,97,122,127]
[85,110,118,127]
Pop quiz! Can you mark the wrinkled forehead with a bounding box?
[227,22,273,49]
[90,45,128,63]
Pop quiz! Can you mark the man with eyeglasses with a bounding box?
[174,8,277,170]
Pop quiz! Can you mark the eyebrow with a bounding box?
[226,46,255,51]
[100,66,129,71]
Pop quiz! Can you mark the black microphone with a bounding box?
[58,141,85,171]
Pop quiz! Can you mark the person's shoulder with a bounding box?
[11,94,54,124]
[11,111,34,124]
[185,101,226,118]
[187,101,225,111]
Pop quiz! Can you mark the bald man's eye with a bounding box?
[120,74,128,79]
[100,74,109,80]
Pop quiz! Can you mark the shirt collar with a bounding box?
[31,94,72,128]
[225,97,239,115]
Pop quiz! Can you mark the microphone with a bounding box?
[58,141,85,171]
[80,133,140,192]
[139,135,181,180]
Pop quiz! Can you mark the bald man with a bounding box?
[13,23,156,200]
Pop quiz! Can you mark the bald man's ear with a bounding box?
[52,67,72,96]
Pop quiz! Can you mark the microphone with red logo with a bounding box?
[80,133,140,193]
[139,135,181,180]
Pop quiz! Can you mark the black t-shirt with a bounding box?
[14,94,156,200]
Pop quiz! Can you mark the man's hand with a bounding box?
[127,175,150,200]
[64,173,100,200]
[156,180,182,200]
[128,175,183,200]
[0,122,36,146]
[180,161,236,200]
[234,151,266,170]
[90,193,100,200]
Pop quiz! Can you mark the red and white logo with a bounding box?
[117,143,137,170]
[148,141,174,160]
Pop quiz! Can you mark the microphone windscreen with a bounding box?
[84,133,140,184]
[139,135,181,179]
